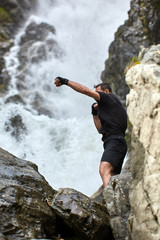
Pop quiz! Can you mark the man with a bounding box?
[54,77,127,188]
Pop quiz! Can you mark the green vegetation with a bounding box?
[154,0,160,10]
[0,83,6,92]
[115,26,123,40]
[0,33,7,41]
[124,56,141,75]
[0,7,12,23]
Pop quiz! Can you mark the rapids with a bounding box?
[0,0,130,196]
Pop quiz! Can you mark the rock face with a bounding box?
[101,0,160,99]
[48,188,114,240]
[126,44,160,240]
[91,159,132,240]
[0,0,37,93]
[0,147,114,240]
[103,159,132,240]
[0,147,56,239]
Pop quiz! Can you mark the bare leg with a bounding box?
[99,161,116,188]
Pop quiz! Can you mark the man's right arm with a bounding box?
[54,77,100,101]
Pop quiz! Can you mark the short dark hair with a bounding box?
[94,83,112,93]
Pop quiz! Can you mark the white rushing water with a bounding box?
[0,0,130,196]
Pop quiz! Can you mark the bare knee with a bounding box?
[99,161,114,177]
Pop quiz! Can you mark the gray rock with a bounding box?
[20,21,55,45]
[101,0,160,99]
[5,94,26,105]
[16,20,62,117]
[0,147,56,239]
[0,0,38,94]
[103,159,132,240]
[91,159,132,240]
[126,44,160,239]
[5,114,27,141]
[48,188,114,240]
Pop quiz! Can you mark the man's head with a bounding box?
[94,83,112,94]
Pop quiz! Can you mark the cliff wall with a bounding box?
[0,0,37,92]
[101,0,160,99]
[126,44,160,240]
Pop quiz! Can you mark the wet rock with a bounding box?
[48,188,114,240]
[5,114,27,141]
[5,94,26,105]
[20,21,55,45]
[0,0,38,94]
[0,57,10,94]
[18,21,61,70]
[15,20,62,117]
[30,92,54,118]
[101,0,160,99]
[0,147,56,239]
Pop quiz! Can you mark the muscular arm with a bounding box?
[55,78,100,101]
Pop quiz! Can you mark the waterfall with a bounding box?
[0,0,130,196]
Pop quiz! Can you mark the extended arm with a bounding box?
[54,77,100,101]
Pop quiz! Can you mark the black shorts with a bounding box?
[101,135,127,174]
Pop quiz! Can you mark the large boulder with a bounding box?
[101,0,160,99]
[48,188,114,240]
[126,44,160,240]
[0,147,56,239]
[0,147,115,240]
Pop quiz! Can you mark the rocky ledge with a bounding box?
[0,147,115,240]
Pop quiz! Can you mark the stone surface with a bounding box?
[0,147,56,239]
[126,44,160,240]
[0,0,37,93]
[48,188,114,240]
[101,0,160,99]
[92,159,132,240]
[15,20,61,117]
[5,114,27,141]
[103,159,132,240]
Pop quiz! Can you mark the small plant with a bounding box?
[125,56,141,75]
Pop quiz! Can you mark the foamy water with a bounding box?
[0,0,130,196]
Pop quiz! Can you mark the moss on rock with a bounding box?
[0,83,6,92]
[0,7,12,23]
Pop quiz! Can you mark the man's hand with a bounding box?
[54,77,69,86]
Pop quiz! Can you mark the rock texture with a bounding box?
[0,147,114,240]
[101,0,160,99]
[103,159,132,240]
[0,0,37,93]
[14,20,62,117]
[91,159,132,240]
[0,147,56,239]
[48,188,114,240]
[126,44,160,240]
